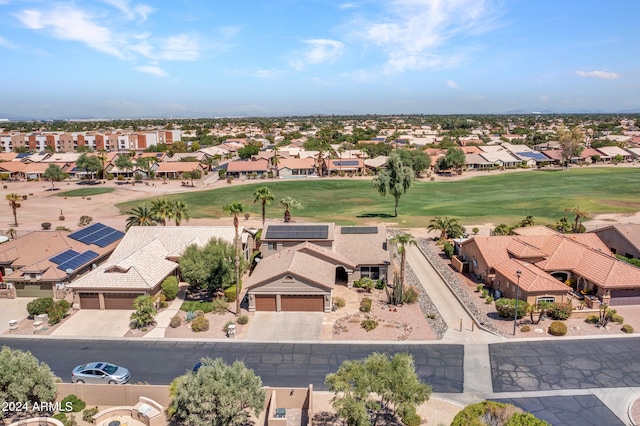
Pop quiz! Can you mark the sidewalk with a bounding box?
[145,288,186,338]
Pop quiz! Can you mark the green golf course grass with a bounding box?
[116,167,640,228]
[57,187,115,197]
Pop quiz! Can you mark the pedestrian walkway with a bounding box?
[145,291,185,338]
[406,245,503,344]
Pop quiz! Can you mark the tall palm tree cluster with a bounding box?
[427,217,465,240]
[125,198,190,230]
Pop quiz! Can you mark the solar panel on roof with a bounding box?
[69,223,107,241]
[336,160,359,166]
[516,151,548,161]
[56,250,99,272]
[340,227,378,234]
[264,225,329,240]
[50,249,80,265]
[93,230,125,247]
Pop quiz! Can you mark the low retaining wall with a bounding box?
[56,384,171,408]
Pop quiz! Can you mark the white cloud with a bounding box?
[575,70,619,79]
[15,3,202,66]
[446,80,460,89]
[339,3,359,9]
[157,34,199,61]
[16,7,126,58]
[359,0,499,74]
[134,65,167,77]
[539,95,550,102]
[291,39,344,70]
[0,36,18,49]
[102,0,154,21]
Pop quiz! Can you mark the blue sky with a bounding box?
[1,0,638,119]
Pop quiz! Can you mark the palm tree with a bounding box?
[427,216,464,240]
[565,207,588,233]
[172,200,190,226]
[151,198,174,226]
[6,227,16,239]
[6,193,20,226]
[316,150,324,177]
[125,204,157,230]
[390,232,416,286]
[97,149,108,179]
[271,146,280,178]
[253,186,275,229]
[279,196,303,223]
[493,224,512,236]
[223,201,246,316]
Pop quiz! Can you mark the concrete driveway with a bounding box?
[245,312,323,341]
[51,310,133,337]
[0,298,33,333]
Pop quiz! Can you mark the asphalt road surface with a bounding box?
[0,338,464,392]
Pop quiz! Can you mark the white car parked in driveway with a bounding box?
[71,362,130,384]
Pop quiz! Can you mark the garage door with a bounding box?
[79,293,100,309]
[610,289,640,306]
[104,293,139,310]
[255,294,276,311]
[281,295,324,312]
[14,283,53,298]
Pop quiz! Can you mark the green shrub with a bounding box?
[194,310,205,317]
[237,315,249,325]
[585,315,599,324]
[27,297,54,317]
[52,413,77,426]
[61,394,86,412]
[161,276,180,300]
[452,401,549,426]
[622,324,634,333]
[505,411,551,426]
[360,318,378,332]
[547,302,572,320]
[443,241,454,259]
[58,299,71,310]
[47,301,70,325]
[185,311,196,322]
[398,405,421,426]
[82,407,99,422]
[180,301,213,313]
[375,279,386,290]
[476,284,484,292]
[191,315,209,332]
[520,325,531,332]
[495,298,529,319]
[485,296,494,304]
[480,289,488,299]
[359,297,372,313]
[611,314,624,324]
[210,298,228,314]
[334,297,346,308]
[548,321,567,336]
[169,315,182,328]
[224,285,238,302]
[404,286,419,304]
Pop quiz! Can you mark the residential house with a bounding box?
[592,224,640,259]
[464,153,495,170]
[277,157,316,178]
[226,158,270,178]
[155,161,205,179]
[67,226,250,309]
[247,224,391,312]
[596,146,633,162]
[458,226,640,306]
[478,149,522,168]
[0,223,124,299]
[323,158,365,175]
[364,155,388,173]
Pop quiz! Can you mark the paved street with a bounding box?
[490,337,640,392]
[0,338,464,392]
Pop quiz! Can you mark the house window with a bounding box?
[267,242,277,251]
[361,267,380,280]
[537,296,555,304]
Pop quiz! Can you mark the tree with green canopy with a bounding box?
[169,357,265,426]
[43,164,67,189]
[253,186,275,228]
[372,152,414,217]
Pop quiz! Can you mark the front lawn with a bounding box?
[116,168,640,227]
